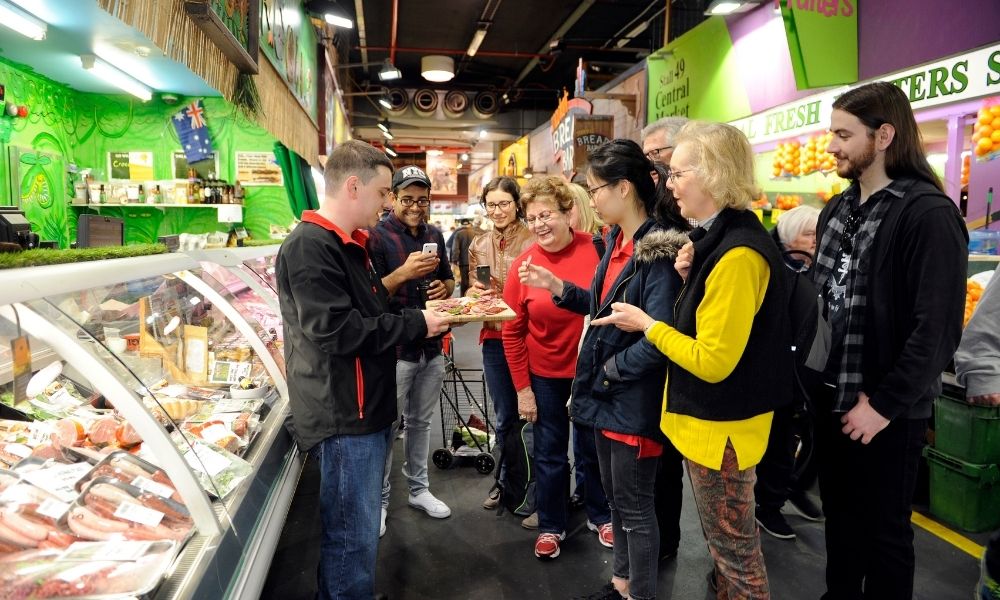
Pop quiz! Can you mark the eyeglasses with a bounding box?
[840,206,864,255]
[483,199,515,212]
[646,146,673,161]
[525,211,559,227]
[587,182,615,196]
[397,197,430,208]
[666,168,695,183]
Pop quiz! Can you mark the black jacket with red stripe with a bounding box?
[276,211,427,451]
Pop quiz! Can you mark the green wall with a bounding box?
[0,57,294,247]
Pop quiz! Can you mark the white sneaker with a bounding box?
[380,507,387,538]
[408,490,451,519]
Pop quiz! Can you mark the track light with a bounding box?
[377,119,390,134]
[305,0,353,28]
[80,55,153,101]
[378,59,402,81]
[382,129,393,140]
[378,95,392,109]
[385,145,398,158]
[0,0,47,40]
[466,24,489,58]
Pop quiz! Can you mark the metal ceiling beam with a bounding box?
[355,0,369,68]
[513,0,597,87]
[356,45,548,59]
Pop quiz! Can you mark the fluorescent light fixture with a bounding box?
[421,55,455,83]
[378,95,392,109]
[467,26,488,57]
[479,129,488,139]
[377,120,390,134]
[706,0,744,14]
[385,146,398,158]
[80,55,153,101]
[382,129,394,140]
[0,0,47,40]
[325,13,353,28]
[378,59,402,81]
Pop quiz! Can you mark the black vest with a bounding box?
[667,208,794,421]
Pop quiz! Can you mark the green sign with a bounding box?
[260,0,318,124]
[781,0,858,89]
[173,151,220,180]
[646,17,751,123]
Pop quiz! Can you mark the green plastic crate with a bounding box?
[934,394,1000,464]
[924,447,1000,533]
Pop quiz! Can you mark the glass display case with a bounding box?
[0,253,301,599]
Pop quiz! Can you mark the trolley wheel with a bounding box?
[432,448,454,470]
[474,452,496,475]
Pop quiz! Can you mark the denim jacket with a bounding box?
[555,219,687,438]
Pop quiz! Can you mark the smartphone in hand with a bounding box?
[476,265,492,287]
[422,242,438,255]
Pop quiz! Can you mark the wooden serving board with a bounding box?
[426,297,517,323]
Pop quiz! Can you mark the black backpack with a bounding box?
[783,249,831,405]
[494,420,536,516]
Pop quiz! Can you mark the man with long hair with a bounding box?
[811,81,968,599]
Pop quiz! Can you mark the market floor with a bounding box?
[262,322,984,600]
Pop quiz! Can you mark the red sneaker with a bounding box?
[587,520,614,548]
[534,532,566,560]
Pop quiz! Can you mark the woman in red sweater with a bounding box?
[503,176,600,560]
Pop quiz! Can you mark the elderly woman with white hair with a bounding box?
[773,205,821,271]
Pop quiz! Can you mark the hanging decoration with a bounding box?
[172,100,215,164]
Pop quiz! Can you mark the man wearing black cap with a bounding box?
[368,165,455,536]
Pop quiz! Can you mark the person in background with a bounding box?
[451,218,477,294]
[754,204,825,541]
[523,139,689,600]
[955,273,1000,600]
[504,176,601,560]
[368,166,456,536]
[276,141,450,600]
[638,115,690,562]
[811,81,967,600]
[467,177,534,517]
[594,122,793,599]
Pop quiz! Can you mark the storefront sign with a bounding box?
[499,136,530,180]
[550,91,594,176]
[781,0,857,89]
[259,0,317,124]
[731,42,1000,145]
[184,0,260,73]
[236,151,283,186]
[108,152,154,181]
[571,116,614,173]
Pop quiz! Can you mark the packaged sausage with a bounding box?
[68,478,192,543]
[75,452,182,504]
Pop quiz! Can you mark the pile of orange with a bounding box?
[965,279,984,327]
[774,194,802,210]
[972,104,1000,159]
[772,141,802,177]
[961,153,971,187]
[751,193,770,210]
[800,132,836,175]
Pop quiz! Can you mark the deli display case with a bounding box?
[0,253,302,599]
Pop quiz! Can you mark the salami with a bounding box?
[87,416,120,448]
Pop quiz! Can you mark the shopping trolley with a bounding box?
[431,332,497,475]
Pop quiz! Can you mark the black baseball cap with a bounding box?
[392,165,431,190]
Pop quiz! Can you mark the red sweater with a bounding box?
[503,231,599,391]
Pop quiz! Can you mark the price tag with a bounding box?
[37,497,70,520]
[45,388,77,408]
[114,501,164,527]
[10,336,30,404]
[22,462,92,503]
[183,443,229,477]
[131,475,175,499]
[199,424,232,445]
[4,443,31,459]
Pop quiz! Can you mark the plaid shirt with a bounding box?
[367,213,452,361]
[811,180,904,412]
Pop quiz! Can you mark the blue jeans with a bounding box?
[573,422,611,525]
[316,427,392,600]
[482,339,517,478]
[596,431,660,600]
[530,374,572,534]
[383,354,445,506]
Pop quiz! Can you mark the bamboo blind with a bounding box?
[97,0,319,166]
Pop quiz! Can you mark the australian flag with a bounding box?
[173,100,214,163]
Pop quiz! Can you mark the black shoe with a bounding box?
[707,568,718,592]
[573,583,625,600]
[659,545,678,562]
[788,490,824,522]
[755,506,796,540]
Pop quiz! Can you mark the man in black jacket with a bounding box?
[811,82,968,600]
[276,140,450,600]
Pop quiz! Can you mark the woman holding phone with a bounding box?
[468,177,534,513]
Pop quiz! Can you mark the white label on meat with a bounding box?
[4,443,31,458]
[21,462,92,503]
[131,475,174,499]
[114,501,164,527]
[183,443,230,477]
[198,424,232,445]
[63,540,152,561]
[37,497,70,520]
[45,388,77,408]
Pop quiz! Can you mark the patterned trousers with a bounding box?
[687,442,770,600]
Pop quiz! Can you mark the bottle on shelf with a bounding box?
[234,181,245,205]
[98,184,107,204]
[149,184,160,204]
[188,168,201,204]
[203,173,214,205]
[137,184,146,204]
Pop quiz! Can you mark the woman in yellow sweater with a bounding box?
[592,122,792,600]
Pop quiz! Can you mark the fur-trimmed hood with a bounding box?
[634,228,689,264]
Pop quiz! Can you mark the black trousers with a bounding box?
[817,409,926,600]
[755,401,818,509]
[654,436,684,553]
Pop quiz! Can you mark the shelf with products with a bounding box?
[0,253,300,599]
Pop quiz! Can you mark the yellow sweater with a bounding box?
[647,247,773,471]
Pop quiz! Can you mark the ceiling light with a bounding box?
[325,13,352,28]
[522,167,534,180]
[466,25,488,57]
[305,0,353,28]
[0,0,47,40]
[382,129,393,140]
[705,0,746,14]
[377,119,390,134]
[384,145,398,158]
[80,55,153,101]
[479,129,488,139]
[460,153,469,161]
[421,55,455,83]
[378,59,401,81]
[378,95,392,109]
